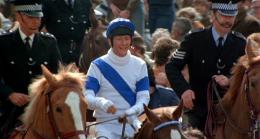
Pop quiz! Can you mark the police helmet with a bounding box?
[106,18,135,38]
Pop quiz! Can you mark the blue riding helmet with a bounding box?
[106,18,135,38]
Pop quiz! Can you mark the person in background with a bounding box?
[0,0,61,138]
[251,0,260,19]
[171,17,192,42]
[84,18,150,139]
[232,0,260,37]
[41,0,93,64]
[144,0,176,34]
[166,0,246,131]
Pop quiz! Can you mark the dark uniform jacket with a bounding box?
[165,27,246,116]
[42,0,92,64]
[0,30,61,133]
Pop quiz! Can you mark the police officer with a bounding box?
[165,0,246,131]
[0,0,61,138]
[41,0,92,64]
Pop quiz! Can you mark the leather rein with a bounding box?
[211,64,260,138]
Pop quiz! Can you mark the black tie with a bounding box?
[218,37,223,48]
[25,37,31,51]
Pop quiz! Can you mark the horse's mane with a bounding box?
[22,64,86,127]
[221,56,247,107]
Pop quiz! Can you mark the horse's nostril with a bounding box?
[56,107,62,113]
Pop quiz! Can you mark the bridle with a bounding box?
[44,85,88,139]
[212,63,260,139]
[22,85,88,139]
[143,119,188,139]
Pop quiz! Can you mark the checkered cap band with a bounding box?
[212,3,237,11]
[15,4,42,12]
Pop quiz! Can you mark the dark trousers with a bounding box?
[185,107,207,131]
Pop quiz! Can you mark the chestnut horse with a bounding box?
[134,102,189,139]
[10,64,88,139]
[208,33,260,139]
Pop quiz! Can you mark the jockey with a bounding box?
[84,18,150,139]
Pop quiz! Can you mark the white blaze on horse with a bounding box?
[10,64,88,139]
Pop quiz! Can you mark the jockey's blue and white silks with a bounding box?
[93,58,136,106]
[84,49,150,122]
[84,49,150,138]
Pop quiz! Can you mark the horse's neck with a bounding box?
[221,92,251,138]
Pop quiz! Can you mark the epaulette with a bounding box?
[0,30,13,36]
[40,32,55,39]
[231,31,246,40]
[187,28,205,35]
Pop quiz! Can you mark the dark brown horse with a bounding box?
[134,102,188,139]
[208,33,260,139]
[10,64,88,139]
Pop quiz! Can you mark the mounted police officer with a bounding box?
[85,18,150,139]
[41,0,92,64]
[0,0,61,138]
[165,0,246,131]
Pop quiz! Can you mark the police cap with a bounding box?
[12,0,43,17]
[211,0,239,16]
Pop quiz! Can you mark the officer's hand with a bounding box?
[9,92,29,107]
[181,89,195,109]
[213,75,229,88]
[107,105,117,114]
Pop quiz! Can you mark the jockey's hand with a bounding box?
[107,105,117,114]
[9,92,29,107]
[181,89,195,109]
[213,75,229,88]
[110,3,120,17]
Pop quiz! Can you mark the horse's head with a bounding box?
[22,64,88,139]
[135,102,185,139]
[244,33,260,118]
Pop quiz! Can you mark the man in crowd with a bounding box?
[0,0,61,138]
[166,0,246,131]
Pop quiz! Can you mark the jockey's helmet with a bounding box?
[106,18,135,38]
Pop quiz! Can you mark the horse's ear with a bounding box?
[172,100,183,120]
[41,64,58,87]
[144,104,161,124]
[246,33,260,64]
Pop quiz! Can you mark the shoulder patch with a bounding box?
[40,32,55,38]
[188,28,205,35]
[231,31,246,40]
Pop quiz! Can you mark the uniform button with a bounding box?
[44,61,48,65]
[29,57,33,61]
[70,27,74,30]
[29,71,32,75]
[10,61,15,64]
[217,70,221,74]
[218,59,221,63]
[202,59,205,63]
[83,21,87,24]
[57,19,61,23]
[70,15,74,18]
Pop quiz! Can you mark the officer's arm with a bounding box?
[165,36,192,98]
[0,46,13,101]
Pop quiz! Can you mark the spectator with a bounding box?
[41,0,93,64]
[251,0,260,19]
[171,17,192,41]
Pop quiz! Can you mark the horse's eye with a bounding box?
[56,107,62,113]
